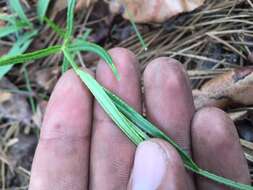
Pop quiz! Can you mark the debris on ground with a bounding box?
[109,0,205,23]
[0,78,32,125]
[193,68,253,110]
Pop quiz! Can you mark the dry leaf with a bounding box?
[32,100,47,128]
[109,0,205,23]
[0,78,32,124]
[76,0,97,10]
[50,0,96,17]
[193,67,253,109]
[229,110,247,121]
[249,52,253,64]
[8,134,37,171]
[0,91,12,103]
[34,68,58,91]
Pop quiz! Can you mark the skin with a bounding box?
[29,48,251,190]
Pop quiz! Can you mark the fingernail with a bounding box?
[131,141,167,190]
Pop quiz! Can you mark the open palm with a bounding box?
[29,48,250,190]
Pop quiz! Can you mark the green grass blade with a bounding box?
[0,45,61,66]
[0,25,22,38]
[125,10,148,51]
[61,56,70,73]
[9,0,31,25]
[70,40,120,79]
[76,69,146,145]
[0,31,37,78]
[199,169,253,190]
[0,38,33,78]
[0,13,16,23]
[65,0,77,40]
[43,16,65,38]
[23,67,36,113]
[105,89,253,190]
[0,65,12,79]
[37,0,50,22]
[63,48,145,144]
[105,89,199,171]
[82,28,92,40]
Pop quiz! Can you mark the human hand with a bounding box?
[29,48,250,190]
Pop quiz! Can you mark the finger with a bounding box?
[192,107,251,189]
[144,58,194,153]
[90,48,142,189]
[29,70,93,190]
[143,58,196,189]
[128,139,188,190]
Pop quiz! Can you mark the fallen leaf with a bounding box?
[76,0,97,10]
[193,67,253,109]
[32,100,47,128]
[6,134,37,187]
[50,0,97,17]
[229,110,247,121]
[8,134,37,169]
[249,52,253,64]
[109,0,205,23]
[0,78,32,124]
[0,91,12,103]
[34,67,58,91]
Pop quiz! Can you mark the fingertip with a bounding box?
[192,107,251,188]
[143,57,194,153]
[144,57,187,88]
[95,47,141,111]
[147,139,182,162]
[192,107,237,147]
[131,140,168,190]
[96,47,140,85]
[130,139,188,190]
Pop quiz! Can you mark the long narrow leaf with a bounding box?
[65,0,77,39]
[63,49,146,144]
[0,38,32,78]
[126,11,148,51]
[23,67,36,113]
[104,89,253,190]
[62,56,70,73]
[0,31,37,79]
[199,169,253,190]
[0,25,22,38]
[43,16,65,38]
[82,29,92,40]
[37,0,50,22]
[70,40,120,79]
[0,13,16,23]
[0,45,61,66]
[105,89,199,171]
[9,0,30,25]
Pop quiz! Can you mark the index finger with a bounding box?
[29,70,93,190]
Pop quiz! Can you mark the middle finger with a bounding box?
[143,57,196,189]
[90,48,142,190]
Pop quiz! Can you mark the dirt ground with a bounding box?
[1,0,253,189]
